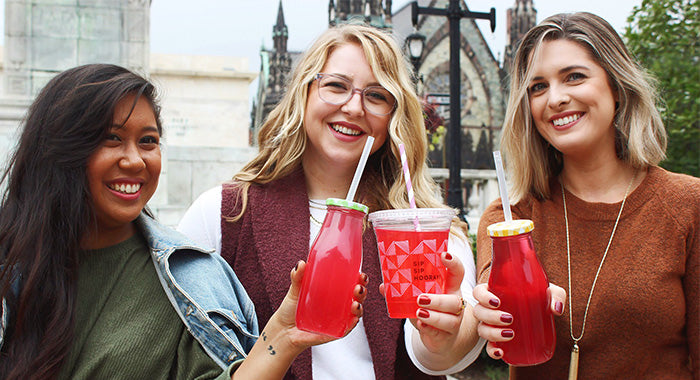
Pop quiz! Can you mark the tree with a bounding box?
[625,0,700,177]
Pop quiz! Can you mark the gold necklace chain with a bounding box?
[309,200,326,226]
[309,212,324,226]
[309,199,327,211]
[562,170,637,380]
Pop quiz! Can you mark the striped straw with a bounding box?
[398,143,421,231]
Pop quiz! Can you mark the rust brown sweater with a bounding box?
[477,166,699,380]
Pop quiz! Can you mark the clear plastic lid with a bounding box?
[368,208,455,231]
[487,219,534,237]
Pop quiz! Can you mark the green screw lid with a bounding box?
[326,198,369,214]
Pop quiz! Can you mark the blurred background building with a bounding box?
[0,0,537,230]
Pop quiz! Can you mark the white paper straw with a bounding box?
[398,143,421,231]
[492,151,512,222]
[346,136,375,202]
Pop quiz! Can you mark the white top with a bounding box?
[177,186,486,378]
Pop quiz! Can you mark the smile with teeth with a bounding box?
[552,113,582,127]
[330,123,362,136]
[108,183,141,194]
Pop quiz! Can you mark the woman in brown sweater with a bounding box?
[472,12,699,380]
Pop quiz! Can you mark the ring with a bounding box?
[456,296,466,315]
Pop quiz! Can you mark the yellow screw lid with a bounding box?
[487,219,534,237]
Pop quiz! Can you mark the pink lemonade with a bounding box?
[488,220,555,366]
[296,200,366,338]
[374,228,449,318]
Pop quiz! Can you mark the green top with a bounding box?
[326,198,369,214]
[58,233,236,380]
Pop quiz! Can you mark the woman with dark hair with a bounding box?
[472,12,698,379]
[0,63,366,380]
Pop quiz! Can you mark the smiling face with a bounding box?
[85,93,161,247]
[527,39,618,160]
[302,42,391,173]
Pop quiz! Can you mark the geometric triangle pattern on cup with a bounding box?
[378,238,447,297]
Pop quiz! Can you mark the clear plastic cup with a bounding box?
[368,208,455,318]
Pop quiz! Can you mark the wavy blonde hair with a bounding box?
[502,12,667,203]
[230,24,466,231]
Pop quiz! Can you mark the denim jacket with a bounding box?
[0,213,259,370]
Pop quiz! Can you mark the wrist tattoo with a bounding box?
[267,345,276,356]
[262,331,267,341]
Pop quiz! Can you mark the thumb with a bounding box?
[441,251,465,294]
[288,260,307,301]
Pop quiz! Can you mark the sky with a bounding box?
[149,0,644,74]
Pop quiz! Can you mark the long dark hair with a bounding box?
[0,64,162,379]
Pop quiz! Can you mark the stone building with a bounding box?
[0,0,258,227]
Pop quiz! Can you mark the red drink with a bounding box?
[368,208,455,319]
[296,198,367,338]
[487,220,555,366]
[374,228,449,318]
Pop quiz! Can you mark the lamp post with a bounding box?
[411,0,495,216]
[405,30,426,88]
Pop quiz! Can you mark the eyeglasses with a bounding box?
[313,73,396,116]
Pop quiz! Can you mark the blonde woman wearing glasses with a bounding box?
[178,24,485,379]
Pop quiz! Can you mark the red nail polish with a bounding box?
[417,309,430,318]
[489,298,500,307]
[500,314,513,323]
[362,273,369,283]
[359,286,364,295]
[294,261,300,271]
[501,329,514,338]
[555,301,563,314]
[418,295,431,305]
[494,349,503,358]
[444,252,453,260]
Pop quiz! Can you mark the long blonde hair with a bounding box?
[502,12,667,202]
[231,24,464,230]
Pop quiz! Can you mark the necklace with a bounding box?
[562,170,637,380]
[310,212,324,226]
[309,199,327,210]
[309,200,327,226]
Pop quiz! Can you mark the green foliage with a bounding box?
[624,0,700,177]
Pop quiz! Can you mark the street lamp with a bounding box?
[411,0,495,217]
[405,30,426,87]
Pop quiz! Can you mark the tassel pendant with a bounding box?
[568,343,580,380]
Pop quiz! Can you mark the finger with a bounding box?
[472,301,512,327]
[473,283,501,309]
[353,283,368,304]
[358,272,369,287]
[441,252,464,294]
[287,260,306,300]
[548,282,566,316]
[485,342,505,360]
[350,300,363,318]
[415,307,461,334]
[378,283,386,299]
[477,321,515,343]
[416,293,464,315]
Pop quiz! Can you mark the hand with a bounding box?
[233,263,368,380]
[379,251,480,371]
[472,282,566,359]
[273,261,369,349]
[408,252,467,354]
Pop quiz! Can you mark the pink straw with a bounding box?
[398,143,421,231]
